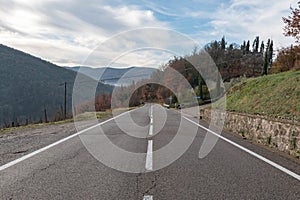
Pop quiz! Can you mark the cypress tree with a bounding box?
[263,51,269,75]
[221,36,226,50]
[260,41,265,53]
[268,40,274,65]
[241,41,246,54]
[252,36,259,52]
[246,40,250,53]
[263,39,271,75]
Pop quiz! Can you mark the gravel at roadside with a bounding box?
[0,116,112,166]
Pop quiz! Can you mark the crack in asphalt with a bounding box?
[136,173,142,199]
[142,174,157,197]
[12,150,29,154]
[136,172,158,198]
[38,162,56,172]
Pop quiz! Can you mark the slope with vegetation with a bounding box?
[0,44,113,128]
[217,70,300,121]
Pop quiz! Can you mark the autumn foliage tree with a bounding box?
[271,1,300,73]
[271,45,300,73]
[283,1,300,43]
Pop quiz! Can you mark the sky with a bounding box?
[0,0,298,68]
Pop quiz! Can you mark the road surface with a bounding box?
[0,104,299,199]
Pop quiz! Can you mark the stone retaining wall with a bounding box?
[201,109,300,158]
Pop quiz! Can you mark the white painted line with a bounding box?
[183,112,195,118]
[145,140,153,171]
[183,116,300,181]
[143,195,153,200]
[149,124,153,136]
[173,108,195,119]
[149,104,153,136]
[151,104,153,115]
[150,105,153,118]
[0,107,144,172]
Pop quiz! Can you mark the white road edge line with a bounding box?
[145,140,153,171]
[183,116,300,181]
[143,195,153,200]
[0,107,144,172]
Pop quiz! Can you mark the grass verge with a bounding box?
[214,70,300,121]
[0,111,110,134]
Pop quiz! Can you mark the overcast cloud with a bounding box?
[0,0,298,68]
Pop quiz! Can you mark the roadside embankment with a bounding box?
[201,108,300,159]
[202,70,300,159]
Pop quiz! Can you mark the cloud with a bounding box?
[0,0,298,67]
[102,5,161,27]
[140,0,181,17]
[208,0,298,48]
[0,0,169,67]
[81,28,198,68]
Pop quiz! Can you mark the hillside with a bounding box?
[216,70,300,121]
[67,66,157,86]
[0,44,113,127]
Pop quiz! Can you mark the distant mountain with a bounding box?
[0,44,113,127]
[66,66,158,86]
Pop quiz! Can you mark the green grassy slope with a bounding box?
[216,70,300,120]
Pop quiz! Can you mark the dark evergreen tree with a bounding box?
[172,94,178,104]
[263,39,271,75]
[268,40,274,65]
[213,40,219,49]
[260,41,265,53]
[221,36,226,50]
[246,40,250,53]
[241,41,246,54]
[252,36,260,52]
[263,51,269,75]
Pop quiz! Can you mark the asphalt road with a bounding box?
[0,104,299,199]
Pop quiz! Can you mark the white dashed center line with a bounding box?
[143,195,153,200]
[145,140,153,171]
[149,105,154,136]
[144,105,154,199]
